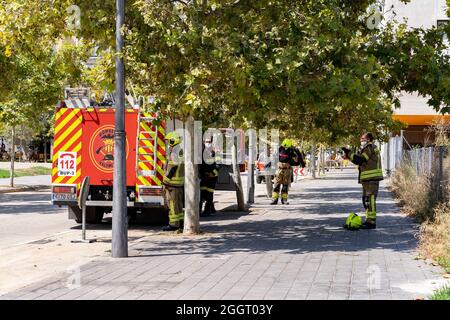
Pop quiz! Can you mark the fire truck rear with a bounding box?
[51,90,168,223]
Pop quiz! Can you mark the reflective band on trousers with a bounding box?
[365,195,377,220]
[272,192,279,199]
[281,193,288,200]
[169,212,184,223]
[360,168,383,180]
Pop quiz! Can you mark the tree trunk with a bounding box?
[44,140,47,163]
[20,141,28,162]
[232,144,245,211]
[265,174,273,198]
[246,130,256,204]
[10,126,15,188]
[183,116,200,234]
[311,140,317,179]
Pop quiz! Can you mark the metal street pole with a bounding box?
[112,0,128,258]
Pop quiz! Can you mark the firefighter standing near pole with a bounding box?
[199,137,220,217]
[271,139,299,205]
[162,132,185,232]
[342,133,383,229]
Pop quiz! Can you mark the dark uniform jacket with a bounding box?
[348,143,383,183]
[200,147,219,179]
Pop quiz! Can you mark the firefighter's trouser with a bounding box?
[362,181,379,223]
[165,187,184,228]
[272,184,289,201]
[200,177,217,213]
[273,165,291,201]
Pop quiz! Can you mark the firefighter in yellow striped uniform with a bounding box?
[342,133,383,229]
[162,132,185,232]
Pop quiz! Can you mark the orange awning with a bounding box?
[393,114,450,126]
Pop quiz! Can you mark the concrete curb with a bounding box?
[0,185,50,194]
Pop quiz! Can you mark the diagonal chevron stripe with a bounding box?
[54,116,82,149]
[55,109,79,134]
[55,108,69,123]
[59,131,82,155]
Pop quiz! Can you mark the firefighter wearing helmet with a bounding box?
[162,131,185,231]
[271,138,302,205]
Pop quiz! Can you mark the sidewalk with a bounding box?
[1,169,448,300]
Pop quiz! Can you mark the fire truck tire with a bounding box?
[142,207,169,225]
[69,206,104,224]
[85,207,104,224]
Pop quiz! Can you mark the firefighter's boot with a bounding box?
[271,192,279,205]
[162,224,179,232]
[360,220,376,229]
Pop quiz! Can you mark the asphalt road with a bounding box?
[0,175,51,187]
[0,190,76,248]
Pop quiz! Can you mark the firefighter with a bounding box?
[162,132,185,232]
[271,139,299,205]
[199,137,220,216]
[342,133,383,229]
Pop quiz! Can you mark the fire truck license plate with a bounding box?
[52,193,77,201]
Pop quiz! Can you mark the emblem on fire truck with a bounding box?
[89,125,129,173]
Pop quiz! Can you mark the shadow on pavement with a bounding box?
[131,214,418,258]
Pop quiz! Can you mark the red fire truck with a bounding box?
[51,90,171,223]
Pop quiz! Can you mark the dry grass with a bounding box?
[420,202,450,272]
[389,163,436,222]
[390,156,450,272]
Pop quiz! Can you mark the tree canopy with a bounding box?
[1,0,449,145]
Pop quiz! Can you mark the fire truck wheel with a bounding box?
[69,206,104,224]
[85,207,104,224]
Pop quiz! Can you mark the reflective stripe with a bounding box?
[281,193,288,200]
[201,186,215,193]
[366,195,376,220]
[362,152,369,161]
[212,169,219,176]
[349,153,354,161]
[367,212,377,220]
[164,177,184,186]
[169,212,184,223]
[163,163,184,186]
[360,169,383,180]
[272,192,279,199]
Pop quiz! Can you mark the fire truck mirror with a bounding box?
[78,176,90,210]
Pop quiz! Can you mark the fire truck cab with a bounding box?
[51,89,172,223]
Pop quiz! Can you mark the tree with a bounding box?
[2,0,450,228]
[0,1,89,185]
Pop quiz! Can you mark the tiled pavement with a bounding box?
[1,169,447,300]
